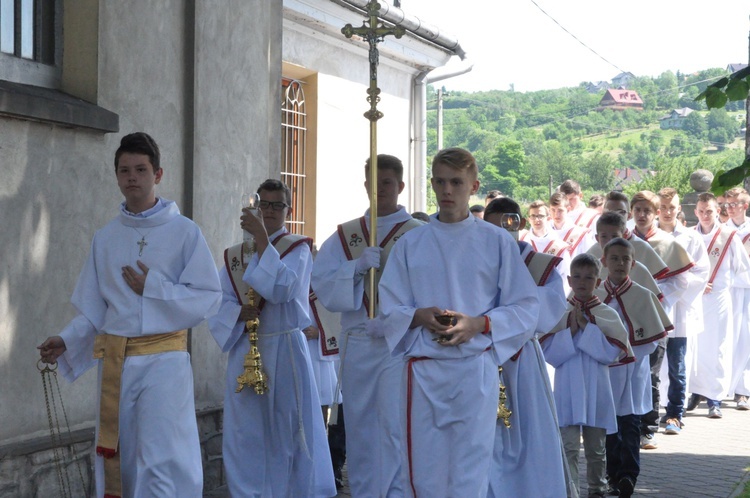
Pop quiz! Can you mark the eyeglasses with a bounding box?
[719,202,739,209]
[259,200,289,211]
[528,214,547,220]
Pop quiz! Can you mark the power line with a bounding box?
[527,0,627,76]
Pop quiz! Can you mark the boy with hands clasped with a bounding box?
[540,253,632,498]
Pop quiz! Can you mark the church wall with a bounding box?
[0,0,282,450]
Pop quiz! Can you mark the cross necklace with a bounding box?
[131,227,151,256]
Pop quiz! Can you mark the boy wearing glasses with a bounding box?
[521,199,571,295]
[208,179,335,497]
[721,188,750,410]
[723,188,750,231]
[484,197,568,498]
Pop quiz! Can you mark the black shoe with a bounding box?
[606,484,620,496]
[686,394,703,412]
[618,477,635,498]
[333,467,344,489]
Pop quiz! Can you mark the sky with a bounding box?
[400,0,749,93]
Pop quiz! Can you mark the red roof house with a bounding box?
[597,89,644,111]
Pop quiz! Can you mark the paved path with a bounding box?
[207,398,750,497]
[602,398,750,498]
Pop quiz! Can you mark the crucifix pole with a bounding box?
[343,2,404,318]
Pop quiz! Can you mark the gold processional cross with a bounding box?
[342,1,405,318]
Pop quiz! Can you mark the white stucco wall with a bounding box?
[314,73,412,242]
[0,0,282,445]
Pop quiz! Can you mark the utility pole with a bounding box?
[437,87,444,151]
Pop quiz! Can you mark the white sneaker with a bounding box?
[708,406,723,418]
[640,434,657,449]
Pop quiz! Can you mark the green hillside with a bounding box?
[426,68,747,210]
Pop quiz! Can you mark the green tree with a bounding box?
[622,156,693,198]
[706,108,739,150]
[666,135,703,157]
[682,112,707,140]
[484,140,527,197]
[654,71,679,109]
[581,152,616,191]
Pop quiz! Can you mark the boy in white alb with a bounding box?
[550,191,595,257]
[598,238,672,498]
[379,148,539,497]
[311,155,423,497]
[590,192,671,283]
[722,187,750,409]
[541,253,632,498]
[592,213,664,301]
[38,133,222,498]
[208,179,335,497]
[688,192,750,418]
[655,188,710,433]
[560,179,600,229]
[485,197,568,498]
[522,200,571,296]
[630,191,694,448]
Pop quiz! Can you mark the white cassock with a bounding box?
[488,242,568,498]
[379,214,539,498]
[568,205,600,230]
[691,224,750,401]
[310,207,415,497]
[56,199,222,498]
[726,219,750,396]
[208,227,335,498]
[541,307,623,435]
[551,221,595,257]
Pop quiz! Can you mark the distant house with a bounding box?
[597,88,644,111]
[727,63,748,74]
[611,71,636,88]
[613,168,654,191]
[660,107,694,129]
[585,80,610,93]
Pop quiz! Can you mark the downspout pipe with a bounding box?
[335,0,473,211]
[413,60,473,211]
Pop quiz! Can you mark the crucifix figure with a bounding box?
[342,1,405,318]
[136,236,147,256]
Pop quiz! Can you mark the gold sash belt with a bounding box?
[92,330,188,498]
